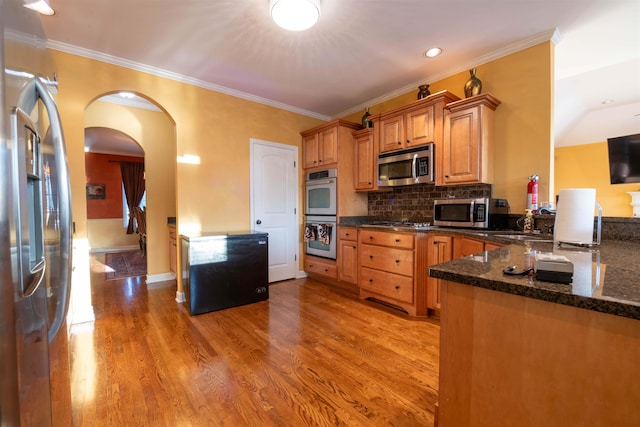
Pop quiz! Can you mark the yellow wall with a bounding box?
[555,142,636,217]
[84,100,176,273]
[344,42,555,214]
[51,50,324,294]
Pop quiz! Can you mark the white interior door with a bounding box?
[250,139,298,282]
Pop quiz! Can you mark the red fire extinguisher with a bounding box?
[527,175,539,213]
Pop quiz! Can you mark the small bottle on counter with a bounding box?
[523,209,534,233]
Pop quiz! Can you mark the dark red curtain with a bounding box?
[120,162,145,234]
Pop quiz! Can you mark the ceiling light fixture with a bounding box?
[23,0,55,15]
[270,0,321,31]
[425,47,442,58]
[119,91,136,99]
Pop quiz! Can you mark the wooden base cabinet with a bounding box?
[338,227,358,284]
[427,234,453,314]
[358,229,429,316]
[304,255,338,280]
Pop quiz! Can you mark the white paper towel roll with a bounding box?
[554,188,597,244]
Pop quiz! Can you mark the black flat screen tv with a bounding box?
[607,133,640,184]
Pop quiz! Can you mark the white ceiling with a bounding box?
[41,0,639,154]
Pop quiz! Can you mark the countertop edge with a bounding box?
[429,267,640,321]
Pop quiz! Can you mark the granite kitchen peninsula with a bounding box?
[429,237,640,427]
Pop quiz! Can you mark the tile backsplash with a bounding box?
[367,183,493,220]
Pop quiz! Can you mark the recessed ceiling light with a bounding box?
[119,91,136,99]
[425,48,442,58]
[602,99,614,105]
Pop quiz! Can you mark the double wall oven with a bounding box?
[304,169,337,259]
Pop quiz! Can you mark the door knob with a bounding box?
[256,219,262,224]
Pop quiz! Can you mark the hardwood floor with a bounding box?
[70,254,440,426]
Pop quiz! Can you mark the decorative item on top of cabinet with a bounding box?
[352,127,377,191]
[464,68,482,98]
[358,229,429,317]
[338,226,358,285]
[427,234,453,315]
[417,84,431,99]
[440,93,501,185]
[361,107,373,128]
[375,90,460,154]
[301,119,361,170]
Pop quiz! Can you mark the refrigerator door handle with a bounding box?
[17,76,73,343]
[21,258,46,297]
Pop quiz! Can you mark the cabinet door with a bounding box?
[457,236,485,258]
[405,105,435,147]
[319,126,338,166]
[442,106,480,184]
[339,240,358,284]
[354,130,376,190]
[427,234,453,311]
[379,114,404,153]
[303,133,320,169]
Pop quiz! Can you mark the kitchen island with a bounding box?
[429,239,640,427]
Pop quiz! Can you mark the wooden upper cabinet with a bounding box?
[405,104,435,148]
[353,128,376,191]
[303,133,320,169]
[378,104,435,153]
[440,93,501,185]
[301,119,360,171]
[303,126,338,169]
[379,114,405,152]
[376,90,459,154]
[319,126,338,166]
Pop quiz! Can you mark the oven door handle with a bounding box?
[306,179,335,186]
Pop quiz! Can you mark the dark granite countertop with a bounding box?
[429,239,640,320]
[339,216,640,320]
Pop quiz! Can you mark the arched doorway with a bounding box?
[69,91,176,326]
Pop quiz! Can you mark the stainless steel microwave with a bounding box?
[377,144,434,187]
[433,197,510,229]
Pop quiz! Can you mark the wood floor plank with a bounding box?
[70,253,440,426]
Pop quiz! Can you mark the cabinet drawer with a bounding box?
[305,257,338,279]
[360,244,414,276]
[338,226,357,241]
[358,230,414,249]
[359,267,414,304]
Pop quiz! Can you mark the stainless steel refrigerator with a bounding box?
[1,0,73,425]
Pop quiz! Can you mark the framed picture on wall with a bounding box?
[86,183,106,199]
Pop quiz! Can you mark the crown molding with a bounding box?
[334,28,560,119]
[46,40,331,121]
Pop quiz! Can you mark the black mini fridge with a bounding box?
[180,231,268,315]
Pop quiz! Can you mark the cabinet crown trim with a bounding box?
[445,93,502,112]
[301,118,362,136]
